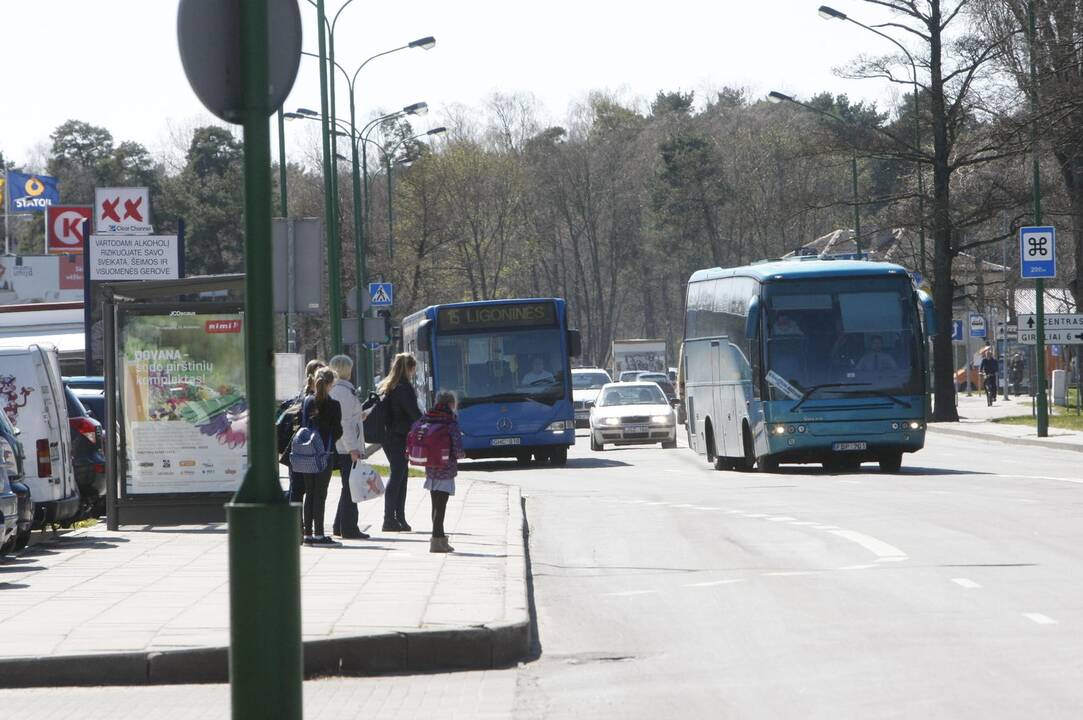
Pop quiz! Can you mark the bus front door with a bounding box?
[709,340,730,458]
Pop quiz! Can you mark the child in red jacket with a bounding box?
[419,390,464,553]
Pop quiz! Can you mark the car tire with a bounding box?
[590,433,603,451]
[661,440,677,449]
[14,528,29,550]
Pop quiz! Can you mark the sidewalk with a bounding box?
[927,392,1083,452]
[0,467,530,687]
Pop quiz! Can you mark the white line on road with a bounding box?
[684,579,745,588]
[743,513,769,518]
[951,578,982,589]
[1023,613,1058,625]
[837,564,878,570]
[788,521,820,526]
[762,570,821,577]
[828,530,908,561]
[689,506,721,511]
[670,504,698,509]
[1001,474,1083,485]
[767,516,796,522]
[601,590,657,597]
[812,525,840,530]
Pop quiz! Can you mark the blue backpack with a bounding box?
[290,399,332,474]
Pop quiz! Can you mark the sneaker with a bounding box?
[340,530,370,540]
[302,535,316,545]
[381,522,401,532]
[313,536,339,546]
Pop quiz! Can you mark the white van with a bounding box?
[0,344,80,527]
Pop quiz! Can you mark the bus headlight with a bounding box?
[546,420,572,431]
[908,421,923,430]
[773,425,787,435]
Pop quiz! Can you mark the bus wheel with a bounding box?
[757,455,779,473]
[735,424,756,471]
[516,452,532,466]
[879,452,903,473]
[550,447,568,466]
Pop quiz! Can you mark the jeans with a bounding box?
[332,453,359,536]
[287,467,305,504]
[302,466,333,537]
[430,490,449,537]
[384,434,409,524]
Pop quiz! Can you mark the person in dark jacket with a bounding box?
[378,353,421,532]
[300,368,343,545]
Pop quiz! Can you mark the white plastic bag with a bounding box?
[349,460,385,503]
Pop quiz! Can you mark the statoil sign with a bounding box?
[5,171,60,212]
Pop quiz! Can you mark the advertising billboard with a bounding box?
[0,255,84,305]
[46,205,93,253]
[119,312,247,494]
[94,187,153,234]
[5,171,60,213]
[88,234,180,280]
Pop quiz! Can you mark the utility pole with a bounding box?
[1029,0,1049,437]
[316,0,342,353]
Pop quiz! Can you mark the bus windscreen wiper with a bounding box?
[835,389,912,408]
[459,392,560,408]
[790,382,870,411]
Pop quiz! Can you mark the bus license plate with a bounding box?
[491,437,521,446]
[833,441,867,452]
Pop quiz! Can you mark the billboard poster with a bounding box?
[120,312,247,494]
[46,205,93,253]
[5,171,60,213]
[88,234,180,280]
[0,254,84,305]
[94,187,153,234]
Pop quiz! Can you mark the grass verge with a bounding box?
[992,414,1083,431]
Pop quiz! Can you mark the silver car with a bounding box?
[572,368,612,428]
[589,382,677,451]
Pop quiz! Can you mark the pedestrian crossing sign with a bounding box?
[369,282,393,307]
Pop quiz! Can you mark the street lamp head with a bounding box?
[334,130,351,138]
[818,5,847,20]
[403,102,429,116]
[295,107,320,116]
[427,126,447,136]
[767,91,793,104]
[283,112,305,120]
[409,36,436,50]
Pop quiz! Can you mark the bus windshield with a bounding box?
[763,277,921,402]
[435,327,566,407]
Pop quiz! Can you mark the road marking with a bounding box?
[689,506,721,511]
[670,504,698,509]
[789,521,820,526]
[685,579,745,588]
[642,501,668,506]
[812,525,840,530]
[601,590,657,597]
[951,578,982,589]
[767,516,796,522]
[1023,613,1058,625]
[762,570,820,577]
[828,530,908,561]
[743,513,769,518]
[837,564,878,570]
[1001,474,1083,485]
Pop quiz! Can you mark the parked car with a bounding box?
[589,382,677,451]
[64,386,106,518]
[0,411,32,552]
[64,376,105,422]
[0,344,81,528]
[572,368,612,428]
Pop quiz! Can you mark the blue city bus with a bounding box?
[401,298,581,465]
[681,257,935,472]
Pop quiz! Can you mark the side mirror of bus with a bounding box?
[916,290,936,337]
[417,320,432,353]
[567,329,582,357]
[745,296,761,339]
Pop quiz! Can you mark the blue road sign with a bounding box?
[951,319,964,342]
[363,341,382,350]
[1020,226,1056,279]
[969,313,986,338]
[369,282,393,307]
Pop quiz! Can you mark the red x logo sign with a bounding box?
[123,197,144,221]
[101,197,121,222]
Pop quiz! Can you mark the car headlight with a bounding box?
[601,417,620,426]
[545,420,572,431]
[651,415,673,424]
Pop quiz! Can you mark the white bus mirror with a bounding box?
[916,290,936,337]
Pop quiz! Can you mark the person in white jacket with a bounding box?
[329,355,367,539]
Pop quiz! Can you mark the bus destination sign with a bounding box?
[437,302,557,332]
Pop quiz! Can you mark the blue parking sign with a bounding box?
[1020,226,1056,279]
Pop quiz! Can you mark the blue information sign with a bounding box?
[951,319,964,342]
[369,282,393,307]
[969,313,986,338]
[1020,226,1056,279]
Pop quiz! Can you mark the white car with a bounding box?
[572,368,612,428]
[589,382,677,451]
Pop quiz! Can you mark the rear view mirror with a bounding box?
[417,320,432,353]
[745,296,761,339]
[567,329,582,357]
[916,290,936,337]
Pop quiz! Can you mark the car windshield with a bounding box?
[436,327,567,407]
[598,385,667,407]
[763,277,922,402]
[573,372,610,390]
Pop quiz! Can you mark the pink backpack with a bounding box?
[407,418,452,468]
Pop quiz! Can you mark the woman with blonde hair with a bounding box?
[379,353,421,532]
[328,354,367,540]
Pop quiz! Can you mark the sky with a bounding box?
[1,0,906,172]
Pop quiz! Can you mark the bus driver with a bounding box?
[521,356,555,386]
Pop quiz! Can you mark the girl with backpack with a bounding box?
[298,368,343,546]
[417,389,465,553]
[378,353,421,532]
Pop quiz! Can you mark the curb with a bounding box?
[927,423,1083,453]
[0,486,531,688]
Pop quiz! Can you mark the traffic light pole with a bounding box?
[228,0,303,716]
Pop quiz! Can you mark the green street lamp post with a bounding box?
[385,127,446,261]
[1027,0,1048,437]
[818,5,927,276]
[313,0,342,353]
[768,91,862,254]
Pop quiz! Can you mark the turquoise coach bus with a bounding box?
[681,257,935,472]
[401,298,580,465]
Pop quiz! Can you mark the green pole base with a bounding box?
[227,501,303,720]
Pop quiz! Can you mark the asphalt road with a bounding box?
[484,428,1083,719]
[1,429,1080,719]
